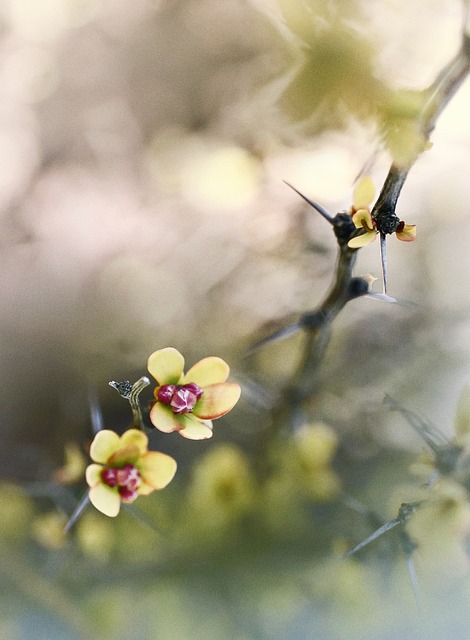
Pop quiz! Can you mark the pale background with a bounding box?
[1,1,470,638]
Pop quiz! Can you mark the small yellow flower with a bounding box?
[292,423,341,502]
[395,220,417,242]
[347,177,377,249]
[348,208,377,249]
[347,177,416,248]
[148,347,241,440]
[86,429,177,517]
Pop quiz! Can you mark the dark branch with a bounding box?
[345,501,423,557]
[254,17,470,439]
[373,29,470,235]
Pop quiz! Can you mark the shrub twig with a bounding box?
[264,15,470,431]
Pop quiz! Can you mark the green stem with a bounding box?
[109,376,150,430]
[128,376,150,429]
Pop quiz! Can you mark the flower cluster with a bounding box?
[84,348,241,517]
[347,177,416,249]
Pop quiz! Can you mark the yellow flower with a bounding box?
[395,220,417,242]
[148,347,241,440]
[292,423,341,501]
[348,208,377,249]
[86,429,177,517]
[347,177,416,248]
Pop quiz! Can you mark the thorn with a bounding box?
[344,517,400,557]
[344,501,423,558]
[366,293,419,307]
[283,181,336,225]
[88,386,104,435]
[365,292,398,303]
[122,503,165,535]
[64,491,90,533]
[362,273,397,303]
[405,547,422,609]
[379,233,388,294]
[247,322,301,353]
[384,395,447,450]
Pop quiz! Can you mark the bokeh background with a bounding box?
[2,0,470,638]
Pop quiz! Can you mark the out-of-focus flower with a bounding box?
[347,177,416,248]
[406,480,470,580]
[32,512,68,550]
[86,429,177,517]
[148,347,241,440]
[187,444,255,524]
[0,483,34,542]
[295,422,339,469]
[53,442,87,484]
[290,422,341,502]
[76,512,115,562]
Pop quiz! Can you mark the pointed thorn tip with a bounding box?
[283,181,335,225]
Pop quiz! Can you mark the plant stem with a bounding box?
[269,19,470,433]
[373,30,470,234]
[109,376,150,430]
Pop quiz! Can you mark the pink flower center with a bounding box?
[101,464,141,502]
[157,382,204,414]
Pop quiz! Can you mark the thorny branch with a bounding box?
[343,396,470,602]
[373,25,470,236]
[344,498,423,605]
[263,14,470,433]
[344,501,423,558]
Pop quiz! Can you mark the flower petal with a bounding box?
[353,177,375,210]
[193,383,241,419]
[89,430,120,464]
[395,224,416,242]
[179,419,213,440]
[347,230,376,249]
[119,429,148,454]
[149,402,188,433]
[108,445,141,467]
[181,357,230,386]
[147,347,185,385]
[351,209,374,231]
[138,452,177,491]
[138,481,157,496]
[86,463,103,488]
[89,483,121,517]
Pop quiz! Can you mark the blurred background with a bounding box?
[1,0,470,638]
